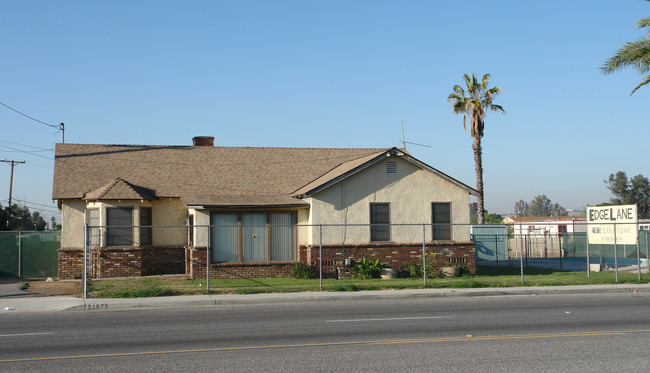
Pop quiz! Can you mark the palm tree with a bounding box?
[601,1,650,95]
[448,73,504,224]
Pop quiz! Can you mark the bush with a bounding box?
[291,262,317,279]
[400,259,437,279]
[354,258,384,279]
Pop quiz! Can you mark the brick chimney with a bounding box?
[192,136,215,146]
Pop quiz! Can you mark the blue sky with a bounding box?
[2,0,649,224]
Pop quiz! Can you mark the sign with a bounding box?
[587,205,637,245]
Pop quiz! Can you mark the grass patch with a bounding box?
[85,270,650,298]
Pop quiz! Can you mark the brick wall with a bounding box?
[58,248,85,279]
[57,246,186,279]
[188,247,292,279]
[299,242,476,276]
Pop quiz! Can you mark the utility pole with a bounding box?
[1,159,25,227]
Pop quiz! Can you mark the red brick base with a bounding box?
[58,246,186,279]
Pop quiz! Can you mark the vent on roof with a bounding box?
[387,161,396,174]
[192,136,215,146]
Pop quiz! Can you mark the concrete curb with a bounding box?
[2,284,649,313]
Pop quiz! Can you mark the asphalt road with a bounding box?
[1,292,650,372]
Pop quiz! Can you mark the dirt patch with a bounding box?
[25,281,82,297]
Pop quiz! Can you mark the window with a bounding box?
[370,203,390,241]
[432,203,451,240]
[558,224,567,236]
[211,212,295,262]
[107,207,133,246]
[87,209,99,246]
[140,207,152,246]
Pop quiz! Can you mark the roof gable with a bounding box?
[291,148,479,198]
[83,178,157,201]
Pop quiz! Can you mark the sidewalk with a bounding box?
[2,284,650,313]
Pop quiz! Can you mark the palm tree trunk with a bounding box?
[473,136,485,224]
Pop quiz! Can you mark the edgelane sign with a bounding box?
[587,205,637,245]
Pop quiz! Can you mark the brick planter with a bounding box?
[299,242,475,277]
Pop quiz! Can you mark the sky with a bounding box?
[1,0,649,225]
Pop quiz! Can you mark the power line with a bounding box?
[0,144,54,160]
[0,100,59,128]
[0,139,53,151]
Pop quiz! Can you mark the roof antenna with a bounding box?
[400,120,431,150]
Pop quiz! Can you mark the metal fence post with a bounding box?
[83,224,88,299]
[206,226,210,294]
[586,239,590,278]
[559,233,563,272]
[646,232,649,273]
[636,232,641,281]
[519,232,524,285]
[319,224,323,290]
[422,224,426,287]
[614,223,618,284]
[18,231,22,279]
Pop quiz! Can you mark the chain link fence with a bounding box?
[8,221,648,295]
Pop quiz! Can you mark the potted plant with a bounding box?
[439,262,460,277]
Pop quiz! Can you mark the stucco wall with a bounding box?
[60,198,189,248]
[60,200,86,249]
[308,156,471,244]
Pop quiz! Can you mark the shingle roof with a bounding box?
[52,143,392,207]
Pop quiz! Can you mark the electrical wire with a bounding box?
[0,100,59,128]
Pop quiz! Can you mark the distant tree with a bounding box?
[605,171,650,219]
[470,202,503,224]
[485,213,503,224]
[529,195,553,216]
[515,195,567,217]
[514,200,529,217]
[600,0,650,95]
[448,73,505,224]
[1,204,48,231]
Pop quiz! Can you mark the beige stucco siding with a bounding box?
[60,198,188,248]
[308,157,471,244]
[60,200,87,249]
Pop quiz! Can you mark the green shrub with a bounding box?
[291,262,317,279]
[354,258,384,279]
[400,259,437,279]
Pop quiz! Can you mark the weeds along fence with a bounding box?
[0,231,60,279]
[71,222,650,297]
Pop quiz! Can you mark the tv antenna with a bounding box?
[400,120,431,150]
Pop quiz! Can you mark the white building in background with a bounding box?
[502,216,587,237]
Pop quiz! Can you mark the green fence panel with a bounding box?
[21,232,60,278]
[0,232,19,278]
[0,231,60,279]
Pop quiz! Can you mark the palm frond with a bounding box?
[637,15,650,29]
[481,73,491,91]
[630,74,650,95]
[602,39,650,74]
[489,104,506,114]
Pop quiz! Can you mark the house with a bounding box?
[502,216,587,237]
[52,136,479,279]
